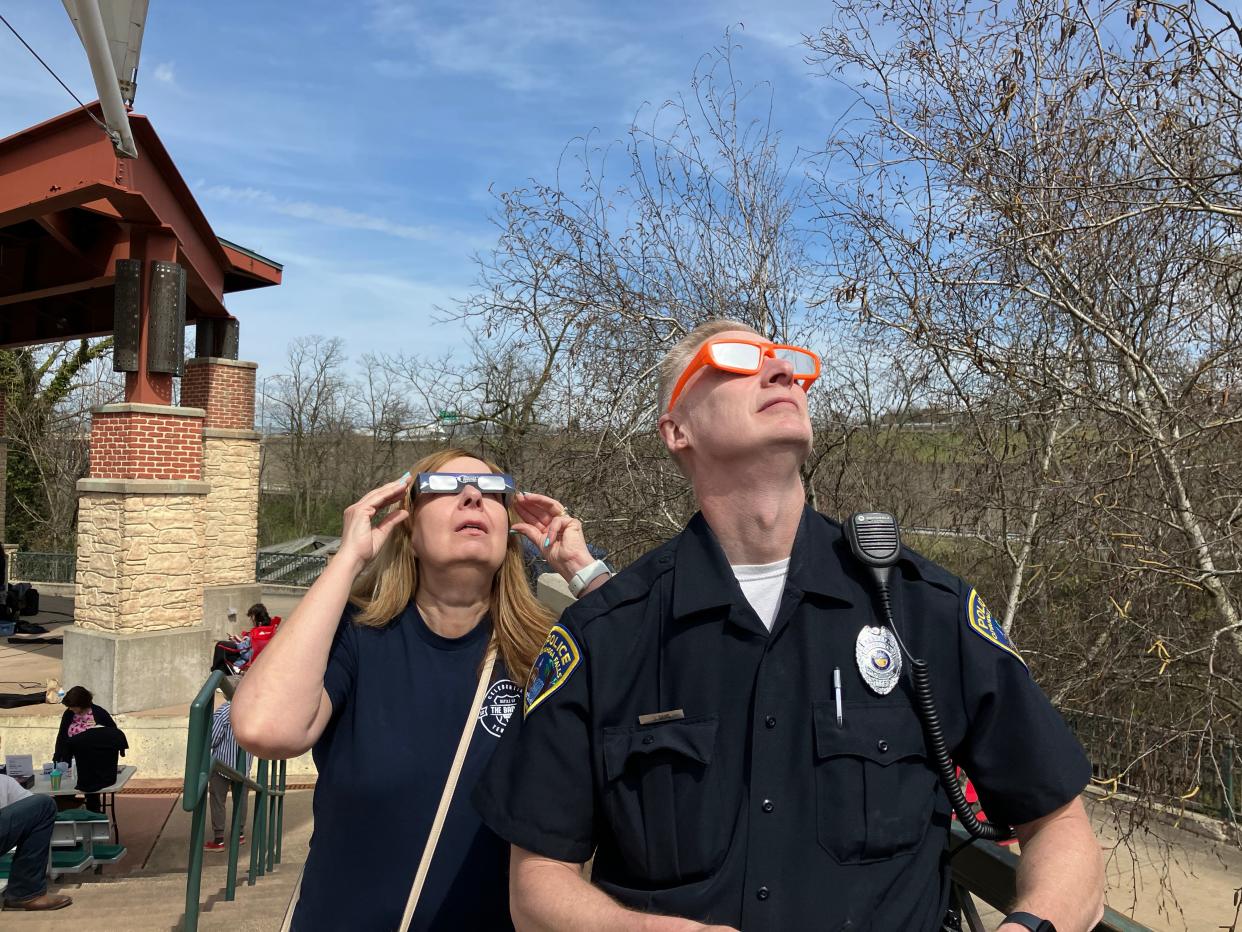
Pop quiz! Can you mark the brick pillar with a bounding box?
[87,405,204,481]
[67,402,209,712]
[183,358,260,587]
[0,391,7,545]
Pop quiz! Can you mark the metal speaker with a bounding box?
[113,259,142,373]
[147,260,187,375]
[220,318,239,359]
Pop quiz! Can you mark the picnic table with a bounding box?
[29,764,136,843]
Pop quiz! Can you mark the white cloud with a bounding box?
[152,61,176,84]
[225,252,470,371]
[365,0,618,92]
[201,185,444,241]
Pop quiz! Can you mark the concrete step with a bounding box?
[3,860,302,931]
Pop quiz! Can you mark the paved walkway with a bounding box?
[0,595,74,704]
[1091,797,1242,931]
[972,796,1242,930]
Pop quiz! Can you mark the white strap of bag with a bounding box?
[398,646,497,931]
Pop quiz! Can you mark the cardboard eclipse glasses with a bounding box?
[666,337,821,413]
[415,472,516,505]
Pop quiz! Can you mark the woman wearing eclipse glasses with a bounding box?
[231,447,609,931]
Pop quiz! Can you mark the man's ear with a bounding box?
[658,413,691,456]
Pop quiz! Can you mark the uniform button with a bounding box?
[764,715,777,729]
[756,886,770,901]
[877,739,889,753]
[642,735,655,745]
[761,799,774,813]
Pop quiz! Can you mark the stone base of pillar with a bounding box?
[62,625,213,713]
[203,583,264,641]
[537,573,575,617]
[201,430,261,587]
[75,479,209,632]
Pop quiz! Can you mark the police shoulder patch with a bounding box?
[524,624,582,715]
[965,588,1026,666]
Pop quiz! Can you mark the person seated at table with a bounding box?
[67,723,128,813]
[53,686,115,761]
[53,686,117,813]
[232,448,611,931]
[0,773,72,911]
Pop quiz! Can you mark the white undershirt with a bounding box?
[731,558,791,632]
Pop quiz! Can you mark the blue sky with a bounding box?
[0,1,840,375]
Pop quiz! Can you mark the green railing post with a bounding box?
[225,743,248,901]
[184,670,290,926]
[249,758,269,883]
[266,764,278,872]
[182,669,223,932]
[276,759,287,865]
[1222,739,1235,823]
[184,783,210,932]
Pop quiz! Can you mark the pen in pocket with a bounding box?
[833,667,843,727]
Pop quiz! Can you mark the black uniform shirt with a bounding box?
[473,507,1090,931]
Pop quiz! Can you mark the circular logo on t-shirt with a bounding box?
[477,679,521,738]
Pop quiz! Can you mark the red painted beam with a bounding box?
[0,180,153,230]
[0,291,114,348]
[219,240,282,289]
[34,209,87,260]
[0,275,113,308]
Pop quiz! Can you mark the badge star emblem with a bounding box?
[855,625,902,695]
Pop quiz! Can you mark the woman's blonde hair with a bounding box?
[349,447,554,678]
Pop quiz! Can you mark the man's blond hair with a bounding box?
[657,319,760,415]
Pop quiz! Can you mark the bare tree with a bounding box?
[262,336,357,537]
[384,35,832,561]
[349,355,415,496]
[1,339,120,551]
[807,0,1242,822]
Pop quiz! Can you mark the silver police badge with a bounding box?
[855,625,901,695]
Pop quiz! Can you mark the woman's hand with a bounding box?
[336,473,412,574]
[511,492,594,581]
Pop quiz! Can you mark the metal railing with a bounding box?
[255,552,328,586]
[7,550,331,588]
[182,670,288,932]
[948,824,1150,931]
[8,551,75,584]
[1064,708,1237,820]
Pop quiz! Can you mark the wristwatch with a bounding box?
[569,559,612,597]
[1002,912,1056,932]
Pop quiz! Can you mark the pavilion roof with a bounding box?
[0,104,281,349]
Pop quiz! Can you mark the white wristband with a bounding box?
[569,559,611,598]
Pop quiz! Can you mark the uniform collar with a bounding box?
[786,507,860,605]
[671,506,855,622]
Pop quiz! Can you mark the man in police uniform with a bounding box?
[474,320,1105,931]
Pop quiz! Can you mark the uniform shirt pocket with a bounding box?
[812,702,937,864]
[601,715,724,885]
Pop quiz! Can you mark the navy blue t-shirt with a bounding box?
[292,602,520,931]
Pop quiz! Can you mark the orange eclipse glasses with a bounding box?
[666,337,821,413]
